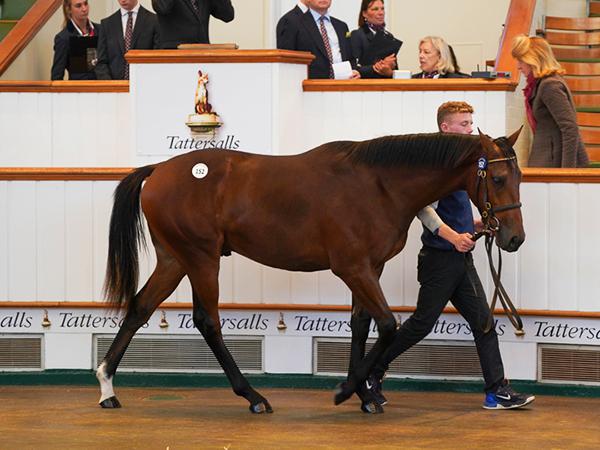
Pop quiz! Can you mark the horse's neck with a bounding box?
[378,165,472,222]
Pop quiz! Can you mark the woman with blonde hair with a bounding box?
[51,0,100,80]
[511,34,588,167]
[412,36,469,79]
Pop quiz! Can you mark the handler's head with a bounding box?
[437,101,474,135]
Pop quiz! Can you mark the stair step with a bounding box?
[545,16,600,30]
[578,107,600,113]
[1,0,36,20]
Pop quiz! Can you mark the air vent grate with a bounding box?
[95,335,263,373]
[0,336,42,369]
[540,345,600,384]
[315,338,482,378]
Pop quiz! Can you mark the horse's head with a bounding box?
[473,128,525,252]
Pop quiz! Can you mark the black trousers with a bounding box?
[374,246,505,393]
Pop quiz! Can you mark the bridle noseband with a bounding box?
[471,141,525,336]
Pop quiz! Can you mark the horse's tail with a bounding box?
[103,165,156,308]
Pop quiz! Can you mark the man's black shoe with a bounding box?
[365,374,387,406]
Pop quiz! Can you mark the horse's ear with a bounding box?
[477,128,495,152]
[506,126,523,147]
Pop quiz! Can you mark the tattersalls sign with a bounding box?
[134,65,275,159]
[2,308,600,346]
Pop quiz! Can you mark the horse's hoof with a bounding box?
[334,382,354,405]
[99,396,122,408]
[361,401,384,414]
[249,401,273,414]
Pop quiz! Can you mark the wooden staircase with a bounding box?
[0,0,37,41]
[543,1,600,165]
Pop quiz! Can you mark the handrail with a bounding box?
[0,0,61,77]
[495,0,537,84]
[0,80,129,92]
[2,167,600,183]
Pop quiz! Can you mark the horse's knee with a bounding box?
[193,311,219,339]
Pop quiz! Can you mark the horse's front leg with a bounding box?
[347,301,382,413]
[335,266,396,408]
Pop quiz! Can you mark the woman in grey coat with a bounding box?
[511,35,589,168]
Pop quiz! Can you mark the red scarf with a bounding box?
[523,73,537,133]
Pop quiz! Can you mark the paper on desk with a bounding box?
[333,61,352,80]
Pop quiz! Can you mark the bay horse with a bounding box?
[96,130,524,414]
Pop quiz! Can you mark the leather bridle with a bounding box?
[472,140,525,336]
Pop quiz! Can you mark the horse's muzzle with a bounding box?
[503,234,524,252]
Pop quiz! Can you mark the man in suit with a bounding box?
[95,0,160,80]
[152,0,234,49]
[277,0,359,79]
[276,1,308,49]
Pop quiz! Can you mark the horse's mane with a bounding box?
[346,133,481,169]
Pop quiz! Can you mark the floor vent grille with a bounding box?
[0,336,42,369]
[315,338,482,378]
[539,344,600,384]
[95,335,263,373]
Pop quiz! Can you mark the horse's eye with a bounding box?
[492,176,504,186]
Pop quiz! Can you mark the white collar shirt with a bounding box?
[121,4,141,35]
[308,9,342,64]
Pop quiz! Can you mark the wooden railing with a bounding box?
[0,0,60,76]
[494,0,537,84]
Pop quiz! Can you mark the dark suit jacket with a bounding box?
[278,10,354,79]
[95,6,160,80]
[51,21,101,80]
[528,74,589,167]
[350,24,401,79]
[276,5,304,49]
[152,0,234,49]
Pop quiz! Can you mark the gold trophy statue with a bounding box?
[186,70,222,136]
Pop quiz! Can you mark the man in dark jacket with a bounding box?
[277,0,358,79]
[151,0,234,49]
[95,0,160,80]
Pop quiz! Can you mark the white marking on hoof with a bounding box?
[96,362,116,403]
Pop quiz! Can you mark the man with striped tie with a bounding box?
[95,0,160,80]
[277,0,359,79]
[152,0,234,49]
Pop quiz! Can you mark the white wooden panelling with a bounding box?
[548,184,579,310]
[519,184,549,309]
[381,91,403,135]
[263,266,291,303]
[0,182,8,299]
[65,182,93,301]
[317,271,349,305]
[233,254,263,303]
[0,92,128,167]
[401,91,425,133]
[577,184,600,311]
[2,180,600,312]
[8,182,37,300]
[36,182,66,300]
[92,181,117,300]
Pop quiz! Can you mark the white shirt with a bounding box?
[308,9,342,64]
[121,3,141,35]
[297,2,308,13]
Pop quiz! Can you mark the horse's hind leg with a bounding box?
[96,245,185,408]
[186,260,273,414]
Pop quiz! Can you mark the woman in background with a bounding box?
[512,34,589,167]
[51,0,100,80]
[412,36,469,79]
[350,0,402,79]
